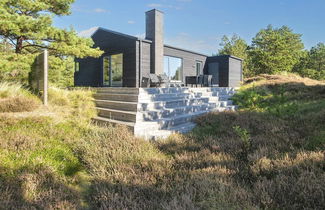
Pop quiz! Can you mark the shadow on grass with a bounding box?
[0,165,82,209]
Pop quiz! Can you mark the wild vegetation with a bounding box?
[219,26,325,80]
[0,74,324,209]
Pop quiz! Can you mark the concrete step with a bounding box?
[96,87,139,95]
[140,104,217,121]
[92,87,238,140]
[94,93,138,102]
[156,110,209,129]
[96,107,137,122]
[138,97,210,111]
[139,92,191,101]
[92,116,135,130]
[135,122,197,140]
[212,105,238,112]
[95,100,138,112]
[140,88,190,95]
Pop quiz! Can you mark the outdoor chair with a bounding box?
[203,75,213,87]
[148,74,161,87]
[158,74,170,87]
[197,75,204,87]
[142,76,150,87]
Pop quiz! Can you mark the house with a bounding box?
[74,9,243,88]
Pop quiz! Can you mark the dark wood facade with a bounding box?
[74,28,243,88]
[206,55,243,87]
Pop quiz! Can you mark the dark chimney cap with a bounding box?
[146,9,164,14]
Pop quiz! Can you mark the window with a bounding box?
[196,61,203,76]
[103,54,123,87]
[164,56,183,81]
[75,62,80,72]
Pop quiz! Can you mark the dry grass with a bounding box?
[0,82,40,112]
[0,75,324,209]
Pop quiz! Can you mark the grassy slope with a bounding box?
[0,74,324,209]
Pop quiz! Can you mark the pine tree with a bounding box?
[0,0,102,57]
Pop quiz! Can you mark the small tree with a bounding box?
[218,34,251,77]
[249,25,304,75]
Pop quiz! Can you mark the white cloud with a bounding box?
[147,3,181,10]
[127,20,136,24]
[93,8,108,13]
[78,27,99,37]
[166,33,218,55]
[147,3,164,8]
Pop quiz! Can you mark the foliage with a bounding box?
[48,56,75,87]
[0,0,103,87]
[218,34,251,76]
[0,0,102,57]
[294,43,325,80]
[249,25,305,75]
[0,51,36,83]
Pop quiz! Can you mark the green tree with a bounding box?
[294,43,325,80]
[218,34,251,77]
[309,43,325,72]
[0,0,102,57]
[0,0,103,84]
[249,25,304,75]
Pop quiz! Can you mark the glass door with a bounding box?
[164,56,183,82]
[196,61,203,76]
[103,54,123,87]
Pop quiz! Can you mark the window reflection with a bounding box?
[164,56,183,81]
[103,54,123,87]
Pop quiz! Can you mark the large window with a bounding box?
[164,56,183,81]
[103,54,123,87]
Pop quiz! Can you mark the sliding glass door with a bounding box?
[103,54,123,87]
[164,56,183,81]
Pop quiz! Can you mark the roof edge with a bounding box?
[164,44,209,57]
[91,27,153,43]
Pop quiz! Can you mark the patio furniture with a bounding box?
[158,74,170,87]
[142,77,150,87]
[148,74,161,87]
[203,75,213,87]
[185,75,213,87]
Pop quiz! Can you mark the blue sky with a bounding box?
[54,0,325,55]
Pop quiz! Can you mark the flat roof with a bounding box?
[164,44,209,57]
[92,27,210,56]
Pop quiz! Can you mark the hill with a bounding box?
[0,74,324,209]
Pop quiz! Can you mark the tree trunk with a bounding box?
[15,37,24,53]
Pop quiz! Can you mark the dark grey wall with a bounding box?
[138,41,152,79]
[164,45,207,82]
[75,28,138,87]
[228,57,243,87]
[206,55,242,87]
[75,57,102,87]
[206,56,229,87]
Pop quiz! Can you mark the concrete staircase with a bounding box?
[92,87,237,139]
